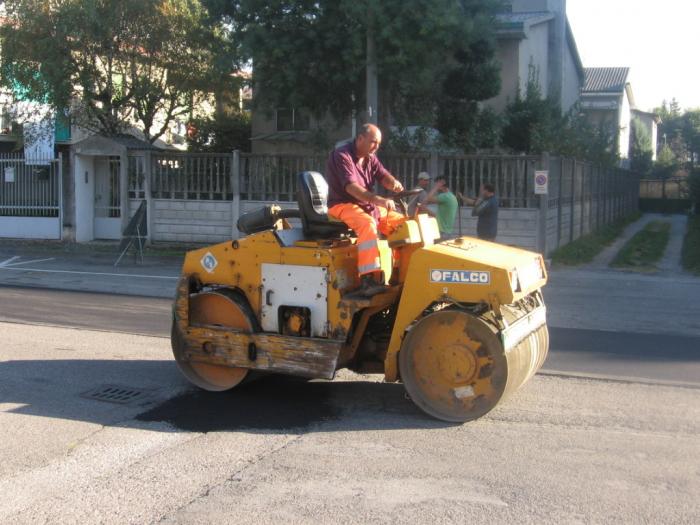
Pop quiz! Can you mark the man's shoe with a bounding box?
[347,274,390,298]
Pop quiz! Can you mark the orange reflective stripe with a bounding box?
[358,239,379,252]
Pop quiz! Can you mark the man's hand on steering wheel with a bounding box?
[376,196,397,211]
[390,179,404,193]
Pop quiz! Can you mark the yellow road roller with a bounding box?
[171,171,548,422]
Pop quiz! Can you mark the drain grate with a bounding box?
[81,385,154,405]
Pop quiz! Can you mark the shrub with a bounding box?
[186,112,251,153]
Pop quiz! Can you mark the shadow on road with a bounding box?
[0,359,448,433]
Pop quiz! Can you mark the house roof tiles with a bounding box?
[583,67,630,93]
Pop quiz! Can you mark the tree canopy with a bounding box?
[226,0,501,139]
[0,0,235,143]
[500,69,618,165]
[654,100,700,170]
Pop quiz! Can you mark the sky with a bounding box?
[567,0,700,112]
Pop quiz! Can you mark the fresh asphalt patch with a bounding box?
[136,375,342,432]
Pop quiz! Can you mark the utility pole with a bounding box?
[365,9,378,125]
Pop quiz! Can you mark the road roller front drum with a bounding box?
[398,305,548,423]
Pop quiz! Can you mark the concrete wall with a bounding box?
[561,42,582,111]
[619,89,632,160]
[0,218,61,239]
[488,39,522,113]
[518,23,550,98]
[136,195,541,251]
[456,207,539,250]
[150,199,233,244]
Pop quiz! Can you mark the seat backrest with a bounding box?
[297,171,330,226]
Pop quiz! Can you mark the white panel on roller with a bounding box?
[260,263,328,337]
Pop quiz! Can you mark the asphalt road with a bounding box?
[2,319,699,524]
[2,286,698,387]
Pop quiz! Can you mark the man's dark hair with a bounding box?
[482,183,495,193]
[435,176,447,183]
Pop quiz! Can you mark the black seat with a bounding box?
[297,171,351,238]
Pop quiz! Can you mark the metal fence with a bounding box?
[124,149,639,254]
[240,153,325,201]
[130,151,544,208]
[146,152,234,200]
[0,153,62,218]
[545,155,639,249]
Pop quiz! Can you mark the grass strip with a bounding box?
[681,214,700,275]
[551,212,641,266]
[610,220,671,270]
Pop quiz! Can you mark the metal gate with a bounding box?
[94,156,121,239]
[0,153,62,239]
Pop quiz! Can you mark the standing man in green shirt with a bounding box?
[426,176,459,240]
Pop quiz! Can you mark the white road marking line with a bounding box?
[0,256,20,267]
[0,266,178,280]
[2,257,55,267]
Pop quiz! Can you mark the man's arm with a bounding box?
[379,171,403,193]
[425,180,445,204]
[345,182,396,211]
[471,198,491,217]
[375,159,403,193]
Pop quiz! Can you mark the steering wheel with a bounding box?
[391,188,424,216]
[392,189,424,200]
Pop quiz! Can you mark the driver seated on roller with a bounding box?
[326,123,405,297]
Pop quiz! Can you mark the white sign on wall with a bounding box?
[534,170,549,195]
[4,167,15,183]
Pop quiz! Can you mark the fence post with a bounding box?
[119,151,129,234]
[570,160,576,242]
[144,151,153,244]
[429,150,439,177]
[580,163,586,236]
[537,153,549,255]
[231,149,241,239]
[58,152,64,240]
[556,157,563,250]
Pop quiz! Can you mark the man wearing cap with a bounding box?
[406,172,432,217]
[326,123,405,297]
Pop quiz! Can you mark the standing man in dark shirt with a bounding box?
[326,123,405,296]
[459,183,499,241]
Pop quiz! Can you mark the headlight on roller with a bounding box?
[516,257,545,291]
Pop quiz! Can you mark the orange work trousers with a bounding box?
[329,203,405,276]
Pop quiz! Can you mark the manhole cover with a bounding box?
[81,385,154,405]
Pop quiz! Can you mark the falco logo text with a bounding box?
[430,269,490,284]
